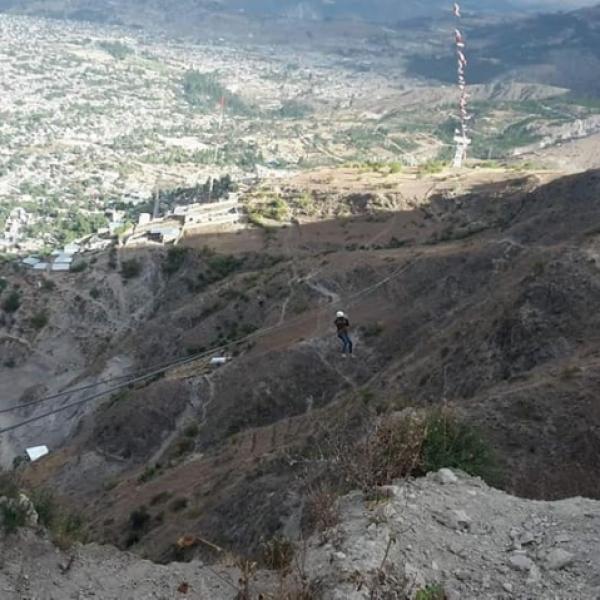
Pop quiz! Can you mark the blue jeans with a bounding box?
[338,332,353,354]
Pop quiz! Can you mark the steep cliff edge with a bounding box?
[1,470,598,599]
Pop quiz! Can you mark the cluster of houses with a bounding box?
[125,196,244,247]
[21,243,81,273]
[11,192,247,270]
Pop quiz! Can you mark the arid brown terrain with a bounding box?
[2,166,600,565]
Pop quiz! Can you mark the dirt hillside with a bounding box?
[2,166,600,565]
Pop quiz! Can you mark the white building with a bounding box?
[22,256,41,268]
[176,199,244,229]
[147,226,181,244]
[63,243,80,255]
[26,446,49,462]
[51,263,70,272]
[54,254,73,265]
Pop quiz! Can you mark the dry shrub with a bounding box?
[305,485,339,534]
[369,414,426,486]
[267,538,321,600]
[234,559,258,600]
[260,535,295,571]
[315,407,499,497]
[339,412,427,493]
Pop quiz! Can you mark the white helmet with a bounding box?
[336,311,345,318]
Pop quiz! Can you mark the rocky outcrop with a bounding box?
[0,528,240,600]
[1,471,598,599]
[302,470,600,599]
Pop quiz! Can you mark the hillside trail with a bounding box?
[148,370,215,466]
[278,222,302,325]
[367,212,400,246]
[0,414,15,468]
[311,342,359,392]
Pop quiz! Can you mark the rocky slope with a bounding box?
[1,470,598,599]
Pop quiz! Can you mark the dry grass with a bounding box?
[305,484,339,534]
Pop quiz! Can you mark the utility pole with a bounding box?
[152,183,161,220]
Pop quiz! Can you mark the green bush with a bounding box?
[168,497,189,512]
[415,584,446,600]
[2,290,21,313]
[54,513,86,549]
[422,410,500,485]
[163,246,187,275]
[121,258,142,280]
[30,311,49,330]
[138,464,161,483]
[205,254,242,280]
[29,488,56,527]
[182,70,251,116]
[418,160,447,176]
[129,506,150,531]
[70,261,87,273]
[99,41,134,60]
[173,436,195,457]
[183,421,199,437]
[0,473,27,533]
[29,488,87,548]
[0,503,27,533]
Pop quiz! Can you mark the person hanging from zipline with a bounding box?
[334,311,353,357]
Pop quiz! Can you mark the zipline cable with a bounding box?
[0,349,233,415]
[0,254,419,436]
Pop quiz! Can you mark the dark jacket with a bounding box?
[335,316,350,333]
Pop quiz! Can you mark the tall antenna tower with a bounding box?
[452,3,471,168]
